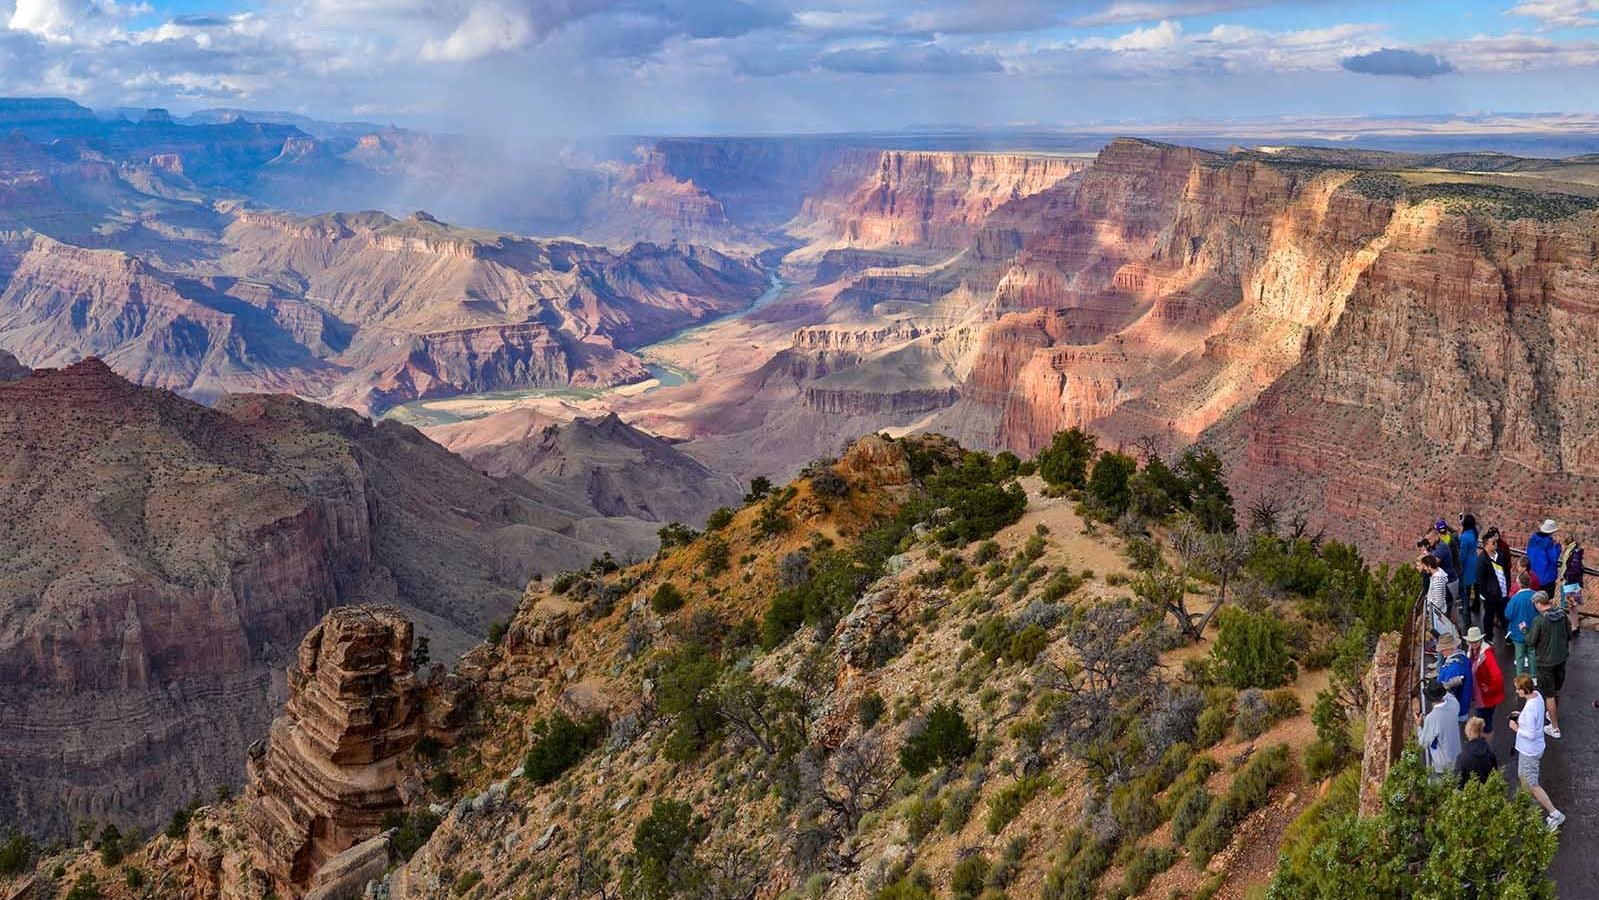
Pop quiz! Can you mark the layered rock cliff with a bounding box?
[0,362,635,840]
[245,605,467,896]
[791,150,1086,255]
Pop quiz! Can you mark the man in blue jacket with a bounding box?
[1527,520,1562,592]
[1458,514,1479,626]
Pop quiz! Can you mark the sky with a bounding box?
[2,0,1599,134]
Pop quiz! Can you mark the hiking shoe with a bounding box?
[1547,810,1566,830]
[1545,724,1562,739]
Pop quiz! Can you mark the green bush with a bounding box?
[900,702,976,776]
[97,823,123,867]
[1269,751,1556,898]
[858,692,886,729]
[1235,687,1303,740]
[1037,428,1098,489]
[651,582,686,614]
[1188,744,1291,864]
[699,536,730,576]
[1120,845,1178,896]
[1086,452,1137,519]
[1195,687,1235,747]
[385,809,443,861]
[524,712,606,785]
[1170,785,1213,844]
[952,853,990,900]
[942,784,979,834]
[486,620,509,645]
[657,522,699,549]
[706,507,735,530]
[974,540,1001,565]
[0,830,34,875]
[453,870,483,895]
[1212,607,1295,689]
[875,870,934,900]
[632,800,703,898]
[901,795,944,843]
[986,775,1045,834]
[65,873,100,900]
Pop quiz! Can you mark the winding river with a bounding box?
[383,271,791,428]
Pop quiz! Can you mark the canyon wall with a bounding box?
[0,362,631,840]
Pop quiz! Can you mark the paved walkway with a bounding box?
[1484,629,1598,896]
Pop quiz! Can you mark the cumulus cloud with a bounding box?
[9,0,145,43]
[1340,47,1455,78]
[1072,0,1273,27]
[818,43,1003,74]
[1508,1,1599,30]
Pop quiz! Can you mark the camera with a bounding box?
[1416,539,1430,549]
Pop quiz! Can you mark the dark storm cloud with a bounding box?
[1340,47,1455,78]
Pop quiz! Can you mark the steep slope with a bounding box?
[39,434,1361,900]
[429,411,743,526]
[0,361,641,840]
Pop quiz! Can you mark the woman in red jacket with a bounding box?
[1465,626,1506,733]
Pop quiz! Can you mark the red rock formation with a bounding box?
[246,605,466,896]
[794,151,1086,253]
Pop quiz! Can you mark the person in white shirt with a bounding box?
[1417,679,1461,775]
[1418,554,1458,641]
[1509,673,1565,829]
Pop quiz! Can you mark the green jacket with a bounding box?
[1528,608,1571,668]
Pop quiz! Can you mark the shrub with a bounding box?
[876,870,934,900]
[690,537,728,578]
[952,853,990,900]
[658,522,699,549]
[524,712,606,785]
[858,692,886,729]
[1188,744,1290,864]
[633,800,703,898]
[1170,785,1212,843]
[651,582,686,614]
[1212,607,1295,690]
[706,507,735,530]
[900,703,976,776]
[1086,452,1137,519]
[65,873,100,900]
[811,470,850,498]
[1195,687,1234,747]
[0,830,34,876]
[942,784,980,834]
[97,823,123,866]
[1269,751,1555,898]
[453,870,483,895]
[1234,688,1299,740]
[124,868,144,889]
[1037,428,1098,489]
[386,809,443,860]
[901,795,944,843]
[486,620,509,645]
[986,775,1045,834]
[974,540,1001,565]
[1121,845,1178,896]
[744,476,774,503]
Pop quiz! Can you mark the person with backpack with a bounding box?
[1506,582,1540,678]
[1458,513,1480,627]
[1476,530,1508,643]
[1436,631,1474,726]
[1465,626,1505,734]
[1526,520,1561,592]
[1528,592,1570,740]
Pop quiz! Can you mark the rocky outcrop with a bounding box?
[430,411,743,526]
[0,349,26,381]
[246,605,466,896]
[793,151,1086,254]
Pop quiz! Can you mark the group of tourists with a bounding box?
[1415,514,1584,831]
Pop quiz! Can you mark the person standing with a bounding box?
[1509,674,1565,830]
[1528,592,1570,739]
[1559,534,1584,639]
[1458,513,1479,627]
[1418,679,1462,776]
[1455,716,1498,787]
[1465,626,1505,734]
[1527,519,1562,592]
[1506,585,1541,678]
[1419,554,1457,641]
[1428,521,1462,614]
[1436,632,1475,726]
[1475,531,1508,642]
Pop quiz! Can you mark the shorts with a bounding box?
[1538,663,1566,698]
[1519,752,1542,788]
